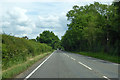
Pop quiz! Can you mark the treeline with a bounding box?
[61,2,120,56]
[36,31,62,49]
[2,34,53,70]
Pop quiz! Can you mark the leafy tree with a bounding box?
[61,2,119,55]
[22,36,28,39]
[36,31,60,49]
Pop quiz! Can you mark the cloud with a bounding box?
[2,7,36,38]
[16,25,32,33]
[1,0,114,3]
[36,13,67,39]
[1,6,67,39]
[38,15,60,28]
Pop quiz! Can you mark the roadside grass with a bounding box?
[2,52,52,79]
[1,34,53,79]
[71,51,120,64]
[2,34,53,70]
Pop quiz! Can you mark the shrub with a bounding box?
[2,34,52,70]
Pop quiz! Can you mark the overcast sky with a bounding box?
[0,0,114,39]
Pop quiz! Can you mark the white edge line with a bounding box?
[24,51,54,80]
[103,76,111,80]
[78,62,92,70]
[113,63,118,65]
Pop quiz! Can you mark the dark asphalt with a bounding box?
[22,50,118,79]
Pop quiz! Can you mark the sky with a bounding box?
[0,0,114,39]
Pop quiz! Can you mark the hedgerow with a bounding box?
[2,34,52,70]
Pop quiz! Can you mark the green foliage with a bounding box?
[36,31,61,49]
[2,52,51,79]
[61,2,119,56]
[71,51,119,63]
[2,34,52,70]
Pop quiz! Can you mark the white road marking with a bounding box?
[64,52,112,79]
[78,62,92,70]
[24,51,55,80]
[103,76,111,80]
[66,54,69,57]
[64,54,70,57]
[64,54,67,55]
[113,63,118,65]
[71,57,76,61]
[66,55,69,57]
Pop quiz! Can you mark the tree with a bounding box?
[36,31,60,49]
[22,36,28,39]
[61,2,119,55]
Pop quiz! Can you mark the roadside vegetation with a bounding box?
[2,52,51,79]
[1,1,120,79]
[2,34,53,79]
[36,31,63,49]
[71,51,120,63]
[61,2,120,63]
[0,34,2,80]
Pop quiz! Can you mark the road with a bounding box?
[18,50,119,79]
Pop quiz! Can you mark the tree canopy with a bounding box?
[36,31,61,49]
[61,2,120,56]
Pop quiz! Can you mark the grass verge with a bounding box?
[71,51,120,64]
[2,51,52,79]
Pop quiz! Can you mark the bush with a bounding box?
[2,34,52,70]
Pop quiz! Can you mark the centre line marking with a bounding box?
[103,76,111,80]
[78,62,92,70]
[24,51,55,80]
[71,57,76,60]
[67,55,69,57]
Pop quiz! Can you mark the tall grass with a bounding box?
[2,52,51,79]
[71,51,119,63]
[1,34,53,70]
